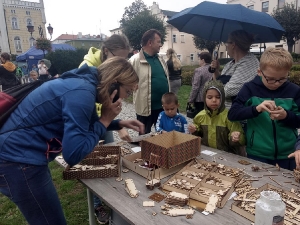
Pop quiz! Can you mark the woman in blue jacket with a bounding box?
[0,57,144,225]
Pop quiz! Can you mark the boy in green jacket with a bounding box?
[188,80,245,154]
[228,47,300,170]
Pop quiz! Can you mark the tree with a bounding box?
[122,10,166,50]
[35,37,52,58]
[193,36,219,55]
[46,48,87,74]
[272,3,300,53]
[120,0,148,26]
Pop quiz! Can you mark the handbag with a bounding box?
[186,103,198,119]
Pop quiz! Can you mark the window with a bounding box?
[248,5,254,10]
[190,53,194,62]
[29,37,34,47]
[26,11,30,15]
[180,35,185,43]
[12,17,18,29]
[11,9,15,14]
[14,37,22,50]
[262,1,269,12]
[278,0,285,8]
[177,54,181,61]
[172,34,177,43]
[27,18,32,25]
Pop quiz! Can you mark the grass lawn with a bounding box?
[0,85,192,224]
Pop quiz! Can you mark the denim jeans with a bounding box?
[0,159,67,225]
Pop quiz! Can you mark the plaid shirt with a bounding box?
[188,64,213,103]
[221,53,259,108]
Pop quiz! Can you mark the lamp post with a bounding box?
[26,22,54,40]
[26,23,53,58]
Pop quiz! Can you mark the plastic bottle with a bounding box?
[255,191,285,225]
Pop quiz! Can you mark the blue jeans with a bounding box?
[93,131,114,208]
[247,154,296,171]
[0,159,66,225]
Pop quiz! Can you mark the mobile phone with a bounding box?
[208,51,218,73]
[109,83,120,103]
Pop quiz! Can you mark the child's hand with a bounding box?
[161,131,167,134]
[269,106,287,120]
[188,124,196,134]
[256,100,276,113]
[231,131,240,142]
[288,150,300,169]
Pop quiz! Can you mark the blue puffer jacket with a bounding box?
[0,64,120,166]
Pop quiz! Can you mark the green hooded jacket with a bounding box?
[193,80,245,154]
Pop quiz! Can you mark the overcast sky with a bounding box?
[40,0,227,40]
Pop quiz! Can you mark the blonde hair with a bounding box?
[166,48,181,71]
[97,57,138,107]
[100,34,130,62]
[29,70,38,76]
[260,47,293,71]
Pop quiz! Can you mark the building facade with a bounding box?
[228,0,300,54]
[0,0,46,55]
[63,32,106,50]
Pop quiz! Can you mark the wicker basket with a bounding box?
[63,167,119,180]
[141,131,201,169]
[63,145,121,180]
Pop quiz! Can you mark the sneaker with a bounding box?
[94,206,109,224]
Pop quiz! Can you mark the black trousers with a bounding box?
[136,108,163,134]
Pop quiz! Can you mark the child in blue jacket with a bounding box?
[155,92,188,133]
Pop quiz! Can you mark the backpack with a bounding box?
[0,80,46,128]
[15,67,23,78]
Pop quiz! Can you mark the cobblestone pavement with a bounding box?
[112,101,193,141]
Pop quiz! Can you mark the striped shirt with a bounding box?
[221,53,259,108]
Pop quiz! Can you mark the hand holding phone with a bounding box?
[109,82,120,103]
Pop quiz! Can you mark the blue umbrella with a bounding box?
[167,1,285,43]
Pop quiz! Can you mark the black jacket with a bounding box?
[167,60,181,80]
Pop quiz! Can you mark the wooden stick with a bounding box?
[269,177,282,186]
[262,174,278,176]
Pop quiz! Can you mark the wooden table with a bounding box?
[56,145,297,225]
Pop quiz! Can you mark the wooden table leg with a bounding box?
[87,188,97,225]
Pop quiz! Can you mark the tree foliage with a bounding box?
[272,3,300,53]
[46,48,87,74]
[193,36,219,55]
[120,0,148,26]
[35,37,52,57]
[122,10,166,50]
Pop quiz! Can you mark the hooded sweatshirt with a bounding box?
[0,61,19,90]
[229,76,300,160]
[192,80,245,154]
[79,47,102,67]
[0,64,120,166]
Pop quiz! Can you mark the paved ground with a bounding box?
[112,101,193,141]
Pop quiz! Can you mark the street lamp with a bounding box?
[27,22,54,40]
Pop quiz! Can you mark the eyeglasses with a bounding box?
[108,49,115,56]
[121,85,133,97]
[261,70,289,84]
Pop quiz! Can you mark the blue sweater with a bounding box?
[155,111,188,133]
[0,64,120,166]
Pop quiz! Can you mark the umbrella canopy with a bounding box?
[167,1,285,43]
